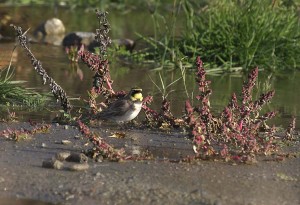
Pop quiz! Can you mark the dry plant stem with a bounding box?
[77,11,116,113]
[10,24,71,112]
[95,10,112,58]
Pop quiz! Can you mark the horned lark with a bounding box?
[97,88,143,123]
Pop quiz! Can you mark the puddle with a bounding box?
[1,41,299,128]
[0,6,299,128]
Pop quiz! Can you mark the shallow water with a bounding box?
[0,6,299,128]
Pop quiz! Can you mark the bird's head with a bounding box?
[129,87,143,102]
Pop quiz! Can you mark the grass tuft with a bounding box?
[132,0,300,71]
[0,67,48,108]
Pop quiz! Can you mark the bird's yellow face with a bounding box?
[132,92,143,101]
[130,88,143,101]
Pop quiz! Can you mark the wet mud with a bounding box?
[0,122,299,205]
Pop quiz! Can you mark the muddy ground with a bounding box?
[0,122,299,205]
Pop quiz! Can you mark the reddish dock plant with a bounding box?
[285,117,296,141]
[77,120,126,161]
[0,123,51,141]
[185,57,278,161]
[77,120,153,161]
[142,96,184,129]
[77,10,120,114]
[10,10,296,163]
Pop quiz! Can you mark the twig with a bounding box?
[10,24,72,112]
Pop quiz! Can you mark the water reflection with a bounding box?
[0,6,299,128]
[0,41,299,129]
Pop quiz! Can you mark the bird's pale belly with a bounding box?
[115,103,142,122]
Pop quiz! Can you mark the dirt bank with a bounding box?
[0,122,299,205]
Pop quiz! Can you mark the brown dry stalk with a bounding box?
[10,24,72,112]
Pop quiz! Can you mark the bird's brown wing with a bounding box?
[98,99,131,119]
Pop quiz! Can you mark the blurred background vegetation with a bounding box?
[1,0,300,72]
[1,0,177,10]
[1,0,300,123]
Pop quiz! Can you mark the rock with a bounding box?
[33,18,65,45]
[61,140,72,145]
[111,38,135,52]
[66,153,88,163]
[62,32,95,49]
[0,12,14,42]
[62,32,135,52]
[42,159,64,169]
[55,152,71,161]
[131,146,141,156]
[66,163,89,171]
[44,18,65,35]
[34,18,65,36]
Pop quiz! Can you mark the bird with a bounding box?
[96,87,143,123]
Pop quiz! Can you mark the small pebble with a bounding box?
[0,177,5,183]
[95,155,103,163]
[41,143,47,148]
[66,153,88,163]
[42,159,64,170]
[66,194,75,200]
[61,140,72,145]
[64,125,69,130]
[66,163,89,171]
[131,146,141,156]
[55,152,71,161]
